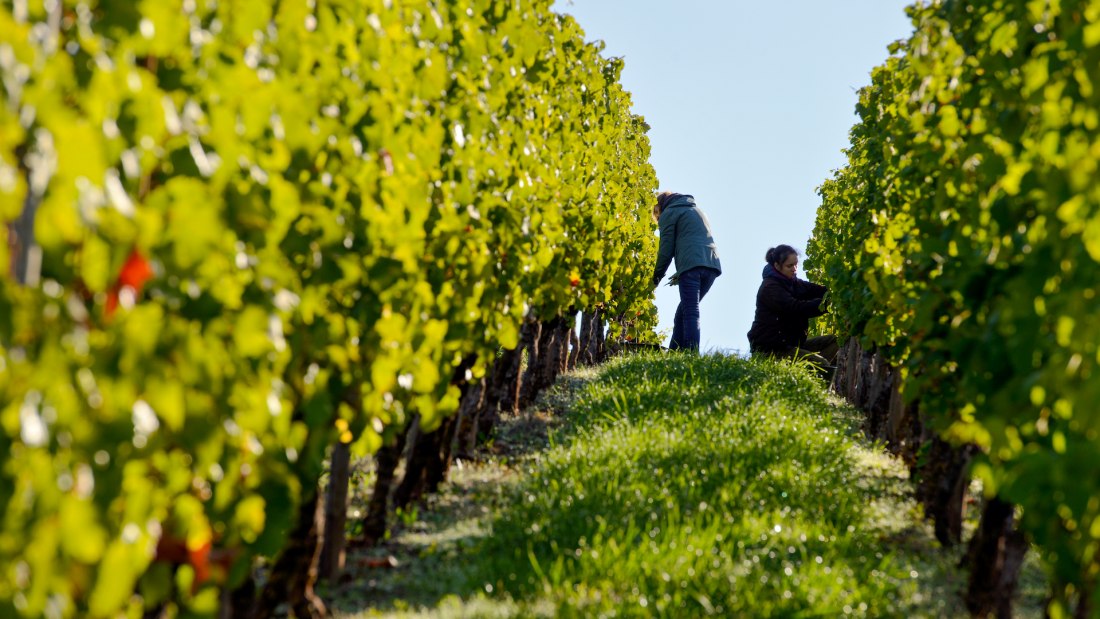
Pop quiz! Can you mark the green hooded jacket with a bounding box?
[652,194,722,286]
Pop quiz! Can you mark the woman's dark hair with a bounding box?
[766,245,799,266]
[655,191,679,215]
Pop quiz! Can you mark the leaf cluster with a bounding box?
[808,1,1100,611]
[0,0,658,616]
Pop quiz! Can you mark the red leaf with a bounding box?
[105,249,152,318]
[359,555,399,569]
[188,540,213,587]
[118,249,153,292]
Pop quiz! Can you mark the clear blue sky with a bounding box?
[552,0,916,354]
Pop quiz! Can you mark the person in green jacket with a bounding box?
[652,192,722,351]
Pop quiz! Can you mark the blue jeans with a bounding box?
[669,267,720,351]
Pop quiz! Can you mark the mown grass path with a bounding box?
[326,353,1044,618]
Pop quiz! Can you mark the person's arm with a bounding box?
[652,212,676,286]
[803,280,829,312]
[794,279,827,299]
[759,280,824,318]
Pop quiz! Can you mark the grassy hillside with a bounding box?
[329,353,1044,618]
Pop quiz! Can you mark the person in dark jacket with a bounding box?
[652,192,722,351]
[747,244,837,366]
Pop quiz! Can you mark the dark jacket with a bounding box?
[747,264,827,353]
[652,194,722,286]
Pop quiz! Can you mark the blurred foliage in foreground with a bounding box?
[0,0,659,615]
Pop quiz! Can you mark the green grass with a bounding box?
[330,352,1044,618]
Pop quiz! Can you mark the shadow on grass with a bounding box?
[323,468,502,615]
[821,395,1048,619]
[324,371,596,617]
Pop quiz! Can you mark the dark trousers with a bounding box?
[776,335,840,367]
[669,267,720,352]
